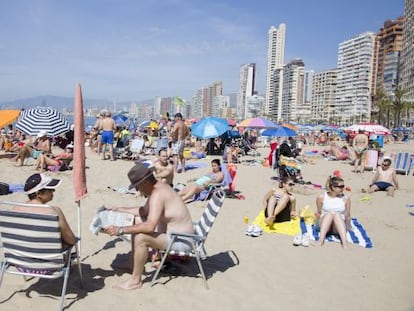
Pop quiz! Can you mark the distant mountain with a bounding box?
[0,95,152,111]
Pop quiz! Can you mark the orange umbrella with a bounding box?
[281,123,298,131]
[0,110,20,128]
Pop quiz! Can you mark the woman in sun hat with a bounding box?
[11,173,77,247]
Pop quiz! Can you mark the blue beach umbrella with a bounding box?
[113,114,128,126]
[261,126,297,137]
[191,117,229,139]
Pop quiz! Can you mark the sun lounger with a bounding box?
[394,152,412,175]
[364,149,378,172]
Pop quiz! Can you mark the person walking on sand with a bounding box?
[103,163,193,290]
[352,129,369,173]
[366,158,399,197]
[99,111,116,161]
[171,112,189,173]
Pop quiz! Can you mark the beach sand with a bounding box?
[0,140,413,311]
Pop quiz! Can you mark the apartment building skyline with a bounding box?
[237,63,256,120]
[400,0,414,104]
[264,23,286,119]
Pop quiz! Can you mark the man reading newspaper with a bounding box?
[102,163,194,290]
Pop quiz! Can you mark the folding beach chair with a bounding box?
[394,152,412,175]
[364,149,379,172]
[155,136,169,154]
[129,138,145,159]
[151,189,226,289]
[0,201,83,311]
[193,164,234,201]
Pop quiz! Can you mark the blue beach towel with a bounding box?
[300,218,373,248]
[9,184,25,193]
[177,161,208,171]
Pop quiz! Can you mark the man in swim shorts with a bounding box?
[99,111,116,161]
[367,158,399,197]
[171,113,190,173]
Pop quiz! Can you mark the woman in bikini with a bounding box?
[315,176,351,248]
[352,130,369,173]
[34,145,74,172]
[178,159,224,202]
[263,176,297,226]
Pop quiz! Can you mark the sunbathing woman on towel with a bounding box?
[263,176,297,226]
[315,175,351,248]
[178,159,224,202]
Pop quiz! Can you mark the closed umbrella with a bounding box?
[262,126,297,137]
[191,117,229,139]
[0,110,20,128]
[73,83,87,257]
[239,117,278,129]
[16,107,70,136]
[128,117,136,131]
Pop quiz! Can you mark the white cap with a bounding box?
[37,130,48,138]
[24,173,62,194]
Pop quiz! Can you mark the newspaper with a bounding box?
[89,206,135,240]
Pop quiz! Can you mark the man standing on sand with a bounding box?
[153,148,174,186]
[171,112,189,173]
[352,129,369,173]
[104,163,193,290]
[99,111,116,161]
[366,158,399,197]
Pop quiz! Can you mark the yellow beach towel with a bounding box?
[252,210,301,236]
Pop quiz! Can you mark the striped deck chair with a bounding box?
[151,189,226,289]
[0,202,83,311]
[364,149,379,172]
[394,152,411,175]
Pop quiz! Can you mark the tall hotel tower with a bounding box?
[375,17,404,97]
[265,23,286,120]
[336,32,376,123]
[400,0,414,103]
[237,63,256,120]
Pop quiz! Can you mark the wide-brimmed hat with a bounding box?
[127,163,154,190]
[24,173,62,194]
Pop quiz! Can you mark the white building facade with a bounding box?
[237,63,256,120]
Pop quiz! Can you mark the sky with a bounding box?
[0,0,405,103]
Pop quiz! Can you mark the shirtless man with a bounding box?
[104,163,193,290]
[153,148,174,186]
[367,158,399,197]
[352,129,369,173]
[171,113,189,173]
[99,111,116,161]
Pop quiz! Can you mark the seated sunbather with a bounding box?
[14,173,77,248]
[178,159,224,202]
[263,176,297,226]
[34,144,74,172]
[14,131,51,166]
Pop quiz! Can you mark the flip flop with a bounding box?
[359,195,370,202]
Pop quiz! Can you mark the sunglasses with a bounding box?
[333,184,345,189]
[381,163,390,167]
[287,183,295,186]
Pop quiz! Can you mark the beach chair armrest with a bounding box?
[168,232,206,242]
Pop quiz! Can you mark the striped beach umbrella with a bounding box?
[16,107,70,137]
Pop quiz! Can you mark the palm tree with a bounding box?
[373,89,393,127]
[392,87,409,127]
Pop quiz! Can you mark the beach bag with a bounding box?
[0,182,11,195]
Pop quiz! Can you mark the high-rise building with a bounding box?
[400,0,414,104]
[237,63,256,119]
[336,32,376,123]
[375,17,404,97]
[311,69,338,124]
[265,23,286,119]
[278,59,305,122]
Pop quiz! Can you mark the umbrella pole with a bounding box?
[76,200,81,258]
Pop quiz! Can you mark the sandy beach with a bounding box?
[0,140,413,311]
